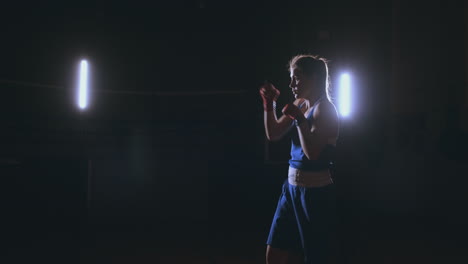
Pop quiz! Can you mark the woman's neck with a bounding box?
[305,94,322,107]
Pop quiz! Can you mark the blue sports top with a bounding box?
[289,98,336,171]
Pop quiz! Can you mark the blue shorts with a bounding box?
[266,179,337,263]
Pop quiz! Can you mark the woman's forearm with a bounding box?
[264,109,280,141]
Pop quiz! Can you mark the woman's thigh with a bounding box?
[266,245,303,264]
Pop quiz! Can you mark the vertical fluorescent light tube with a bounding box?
[339,73,351,117]
[79,60,88,110]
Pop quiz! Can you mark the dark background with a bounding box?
[1,0,467,263]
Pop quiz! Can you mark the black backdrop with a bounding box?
[1,0,467,263]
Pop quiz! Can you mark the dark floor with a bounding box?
[4,204,467,264]
[4,152,468,263]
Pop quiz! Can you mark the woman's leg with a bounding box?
[286,249,304,264]
[293,184,337,264]
[266,245,303,264]
[266,180,303,263]
[266,245,288,264]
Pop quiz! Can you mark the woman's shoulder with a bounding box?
[314,98,340,140]
[314,98,339,120]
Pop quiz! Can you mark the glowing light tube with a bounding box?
[339,73,351,117]
[78,60,88,110]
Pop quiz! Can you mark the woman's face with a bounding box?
[289,67,314,99]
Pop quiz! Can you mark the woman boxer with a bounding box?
[260,54,339,264]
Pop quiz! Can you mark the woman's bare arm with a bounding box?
[295,101,339,160]
[264,99,305,141]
